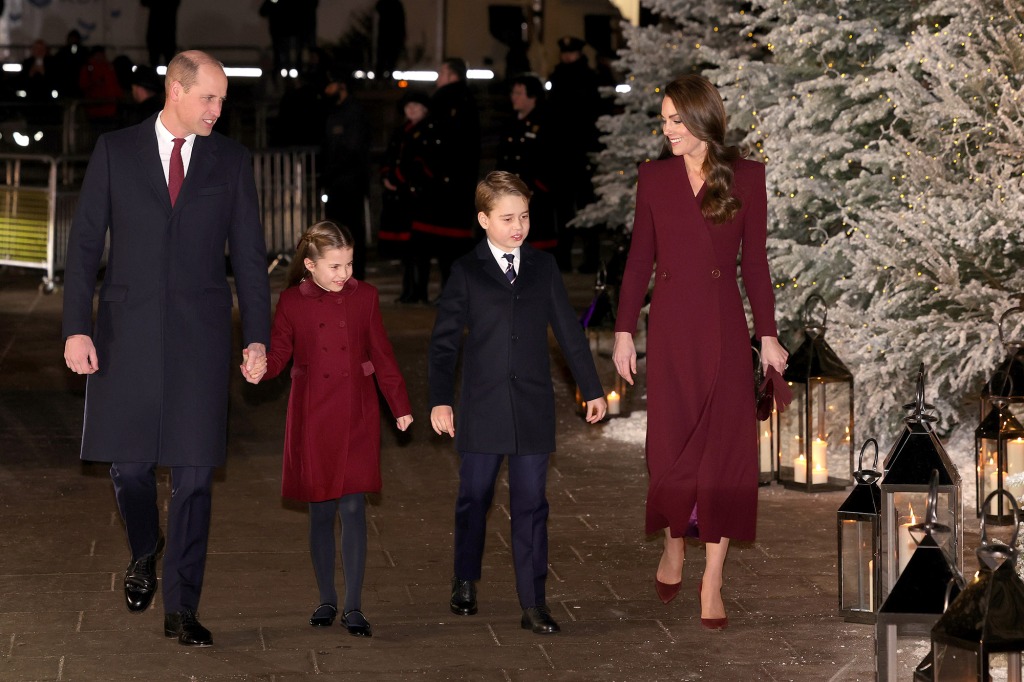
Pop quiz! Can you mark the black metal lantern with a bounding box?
[975,375,1024,524]
[777,294,854,491]
[880,366,963,599]
[838,438,883,623]
[876,471,964,681]
[929,490,1024,681]
[979,304,1024,422]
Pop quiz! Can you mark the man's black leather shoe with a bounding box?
[124,534,164,613]
[521,605,560,634]
[164,609,213,646]
[450,577,477,615]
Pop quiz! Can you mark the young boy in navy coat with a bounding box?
[428,171,607,634]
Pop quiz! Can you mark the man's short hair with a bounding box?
[441,57,467,82]
[511,74,543,100]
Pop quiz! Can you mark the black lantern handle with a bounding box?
[902,363,937,423]
[853,438,881,485]
[998,304,1024,353]
[984,368,1014,404]
[941,577,961,613]
[908,469,952,540]
[802,293,828,330]
[980,489,1021,549]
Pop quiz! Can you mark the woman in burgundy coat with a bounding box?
[259,221,413,637]
[612,75,788,629]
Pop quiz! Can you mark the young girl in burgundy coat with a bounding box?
[251,221,413,637]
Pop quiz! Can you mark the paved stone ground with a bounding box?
[0,259,915,681]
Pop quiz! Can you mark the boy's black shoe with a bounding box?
[450,577,477,615]
[521,605,560,634]
[164,609,213,647]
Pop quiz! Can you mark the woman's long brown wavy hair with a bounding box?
[286,220,355,288]
[662,75,742,224]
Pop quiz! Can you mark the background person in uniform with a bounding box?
[125,64,164,125]
[409,57,480,295]
[62,50,271,648]
[321,71,371,281]
[52,29,86,99]
[19,39,55,102]
[546,36,602,274]
[141,0,180,67]
[379,90,431,303]
[495,73,557,254]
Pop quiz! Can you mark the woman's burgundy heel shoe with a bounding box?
[655,578,681,604]
[698,581,728,630]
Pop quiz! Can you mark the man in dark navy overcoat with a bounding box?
[62,50,270,646]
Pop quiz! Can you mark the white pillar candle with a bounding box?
[607,391,620,415]
[812,437,828,472]
[759,428,772,473]
[1008,438,1024,477]
[897,516,917,575]
[794,454,807,484]
[812,463,828,485]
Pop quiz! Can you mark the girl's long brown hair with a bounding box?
[286,220,355,288]
[662,75,742,224]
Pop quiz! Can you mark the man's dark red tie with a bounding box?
[168,137,185,206]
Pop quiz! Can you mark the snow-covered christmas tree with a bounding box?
[590,0,1024,456]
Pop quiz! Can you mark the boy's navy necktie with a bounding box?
[502,253,516,283]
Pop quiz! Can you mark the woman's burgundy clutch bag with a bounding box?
[757,366,793,421]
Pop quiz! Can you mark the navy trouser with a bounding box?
[454,452,550,609]
[110,462,215,613]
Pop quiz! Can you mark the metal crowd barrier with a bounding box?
[0,154,89,292]
[0,147,322,291]
[253,146,322,273]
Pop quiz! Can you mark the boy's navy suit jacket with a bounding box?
[428,239,604,455]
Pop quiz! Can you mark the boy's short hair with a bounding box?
[475,171,532,214]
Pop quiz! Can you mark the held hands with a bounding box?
[430,405,455,437]
[612,332,636,385]
[396,414,413,431]
[64,334,99,374]
[760,336,789,376]
[240,343,268,384]
[585,396,608,423]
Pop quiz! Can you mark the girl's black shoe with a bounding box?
[309,603,337,627]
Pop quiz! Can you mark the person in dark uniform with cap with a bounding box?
[125,64,164,125]
[409,57,481,296]
[546,36,602,273]
[321,71,371,281]
[379,90,431,303]
[495,73,557,253]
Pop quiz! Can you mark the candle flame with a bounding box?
[908,503,916,524]
[608,391,619,400]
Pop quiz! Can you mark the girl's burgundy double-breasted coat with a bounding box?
[615,156,778,543]
[265,278,411,502]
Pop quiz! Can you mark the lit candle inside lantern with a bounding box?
[794,454,807,484]
[897,505,917,575]
[812,462,828,485]
[759,428,772,472]
[607,391,620,415]
[811,437,828,472]
[868,558,874,609]
[988,468,1009,514]
[1008,438,1024,477]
